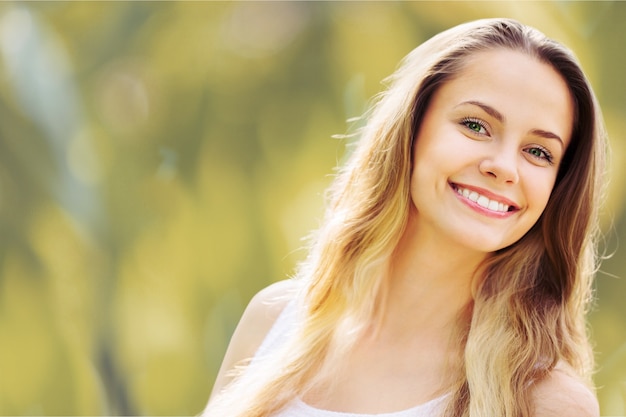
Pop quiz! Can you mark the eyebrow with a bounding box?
[528,129,564,147]
[457,100,564,147]
[459,100,505,123]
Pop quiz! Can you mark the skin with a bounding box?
[410,49,573,257]
[208,49,599,417]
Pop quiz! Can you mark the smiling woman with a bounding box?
[202,18,607,417]
[411,49,573,253]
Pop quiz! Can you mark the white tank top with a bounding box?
[253,300,449,417]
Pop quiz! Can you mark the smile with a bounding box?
[451,184,517,213]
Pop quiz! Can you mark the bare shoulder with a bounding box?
[531,366,599,417]
[209,279,302,398]
[236,279,302,349]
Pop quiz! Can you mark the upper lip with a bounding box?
[450,182,520,210]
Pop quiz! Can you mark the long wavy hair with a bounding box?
[204,18,607,417]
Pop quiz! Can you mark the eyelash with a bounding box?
[524,145,554,165]
[460,117,555,165]
[460,117,489,135]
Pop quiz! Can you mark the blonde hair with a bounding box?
[205,18,607,417]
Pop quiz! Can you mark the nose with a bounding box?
[479,145,519,184]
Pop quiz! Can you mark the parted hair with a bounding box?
[204,18,606,417]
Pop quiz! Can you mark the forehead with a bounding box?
[431,48,575,146]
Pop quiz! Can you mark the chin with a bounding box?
[458,234,519,254]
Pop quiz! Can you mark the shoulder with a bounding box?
[210,279,302,398]
[239,279,302,344]
[530,366,599,417]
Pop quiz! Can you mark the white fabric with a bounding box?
[250,298,298,364]
[254,300,448,417]
[273,396,448,417]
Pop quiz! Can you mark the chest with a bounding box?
[302,336,454,414]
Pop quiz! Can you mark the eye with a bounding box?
[524,145,554,165]
[461,117,489,136]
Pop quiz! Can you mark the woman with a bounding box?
[204,18,607,417]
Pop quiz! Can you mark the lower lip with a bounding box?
[450,184,516,219]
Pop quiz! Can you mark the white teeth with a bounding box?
[454,185,511,213]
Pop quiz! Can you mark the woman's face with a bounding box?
[410,49,574,254]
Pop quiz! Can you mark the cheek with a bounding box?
[526,181,556,219]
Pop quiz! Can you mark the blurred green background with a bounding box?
[0,1,624,415]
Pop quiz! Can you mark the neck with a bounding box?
[377,213,487,339]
